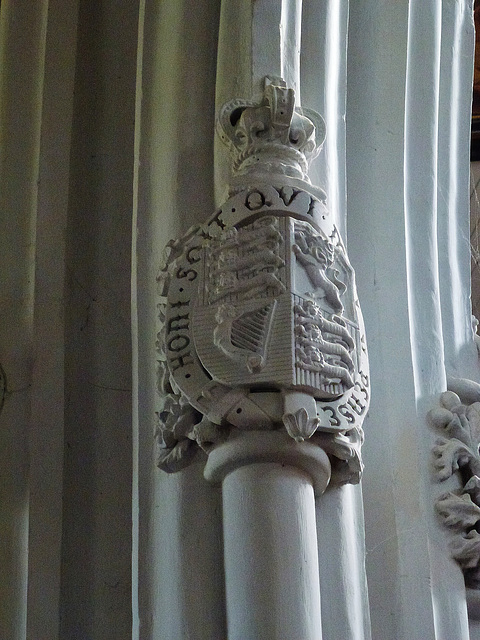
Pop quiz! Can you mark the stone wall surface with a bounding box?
[0,1,478,640]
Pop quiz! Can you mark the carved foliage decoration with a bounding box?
[429,387,480,587]
[155,78,369,486]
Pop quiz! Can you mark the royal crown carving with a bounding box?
[155,77,369,487]
[217,76,325,190]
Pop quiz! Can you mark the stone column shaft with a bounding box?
[223,463,323,640]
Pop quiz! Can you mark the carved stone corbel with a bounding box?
[155,77,369,491]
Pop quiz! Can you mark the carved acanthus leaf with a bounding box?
[314,427,364,486]
[429,383,480,586]
[465,475,480,503]
[282,408,320,442]
[450,530,480,570]
[155,437,196,474]
[436,491,480,529]
[432,437,480,481]
[430,391,480,481]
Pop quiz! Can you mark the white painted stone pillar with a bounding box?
[219,461,325,640]
[204,432,330,639]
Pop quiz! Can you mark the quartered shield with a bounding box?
[163,185,369,433]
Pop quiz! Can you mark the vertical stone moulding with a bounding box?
[0,363,5,416]
[155,77,370,638]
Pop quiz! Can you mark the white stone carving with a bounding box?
[294,297,355,393]
[155,77,369,486]
[217,76,326,200]
[429,384,480,587]
[473,316,480,356]
[283,407,320,443]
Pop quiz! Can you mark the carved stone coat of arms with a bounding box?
[156,78,369,485]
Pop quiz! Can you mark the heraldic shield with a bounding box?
[162,185,369,438]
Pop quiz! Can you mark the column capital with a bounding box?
[204,430,331,496]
